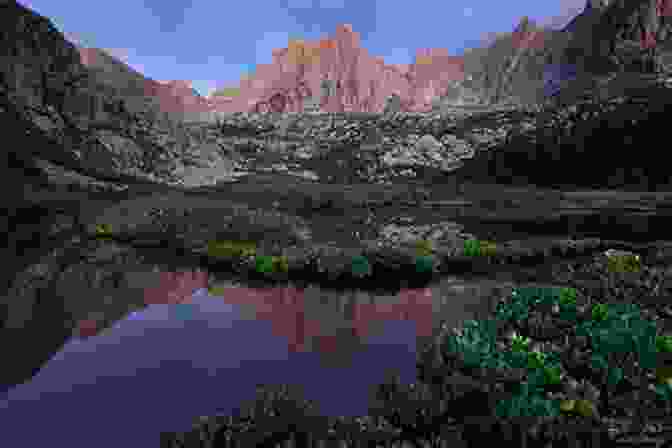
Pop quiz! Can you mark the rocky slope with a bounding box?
[77,48,213,123]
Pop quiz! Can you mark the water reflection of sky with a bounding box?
[0,281,439,448]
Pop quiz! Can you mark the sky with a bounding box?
[20,0,587,97]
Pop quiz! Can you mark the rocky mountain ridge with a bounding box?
[68,13,582,118]
[69,1,672,119]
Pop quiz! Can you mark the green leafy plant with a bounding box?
[95,223,113,239]
[543,365,562,385]
[558,287,577,306]
[415,239,433,257]
[605,252,642,273]
[496,289,533,322]
[656,334,672,353]
[571,301,660,416]
[653,336,672,411]
[559,398,597,417]
[207,240,257,258]
[510,332,531,353]
[463,239,497,257]
[463,239,481,257]
[478,286,668,421]
[496,286,572,322]
[424,281,672,434]
[495,389,561,417]
[449,322,565,418]
[255,255,275,273]
[591,303,610,322]
[253,254,289,274]
[654,382,672,415]
[414,255,434,274]
[272,255,289,273]
[444,319,499,369]
[208,285,228,296]
[480,240,497,257]
[350,255,372,278]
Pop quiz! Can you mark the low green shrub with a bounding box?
[350,255,372,278]
[441,285,672,421]
[463,238,497,257]
[207,239,257,258]
[414,255,434,274]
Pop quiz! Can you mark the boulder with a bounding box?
[456,72,672,191]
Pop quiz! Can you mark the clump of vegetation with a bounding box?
[95,223,114,240]
[206,239,257,258]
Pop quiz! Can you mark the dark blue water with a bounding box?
[0,288,419,448]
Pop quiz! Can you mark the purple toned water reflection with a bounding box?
[0,275,430,448]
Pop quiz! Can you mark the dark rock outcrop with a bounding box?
[456,71,672,192]
[461,16,556,107]
[78,48,215,122]
[558,0,672,75]
[459,0,672,107]
[1,0,242,194]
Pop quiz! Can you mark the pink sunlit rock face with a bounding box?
[74,21,556,117]
[208,24,466,114]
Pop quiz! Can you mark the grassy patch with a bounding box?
[604,249,642,273]
[95,223,113,239]
[349,255,372,278]
[254,255,289,274]
[206,239,257,259]
[414,239,434,257]
[463,238,498,257]
[414,255,434,274]
[206,285,228,297]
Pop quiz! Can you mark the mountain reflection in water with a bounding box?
[1,282,438,448]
